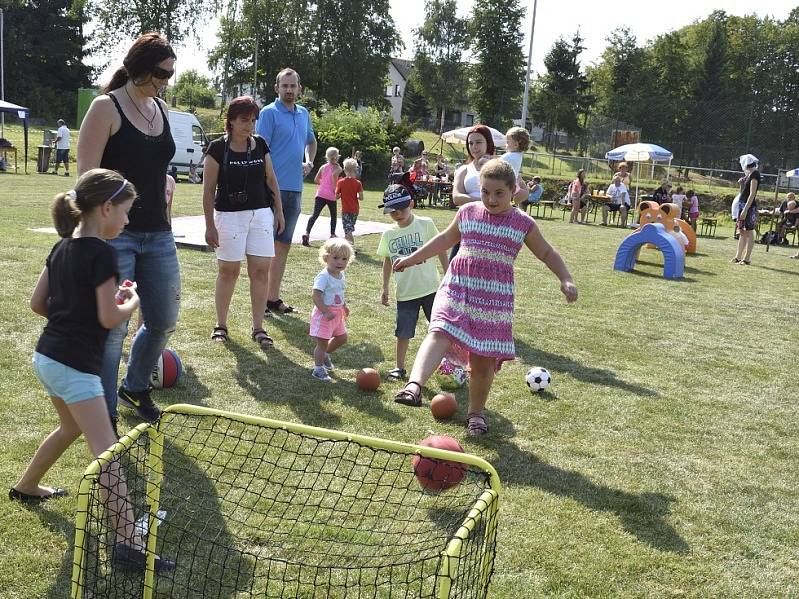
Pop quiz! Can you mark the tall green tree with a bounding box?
[469,0,525,129]
[411,0,468,133]
[401,77,431,124]
[172,69,217,108]
[74,0,212,46]
[2,0,92,122]
[531,33,593,150]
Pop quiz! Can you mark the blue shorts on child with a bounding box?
[309,306,347,339]
[33,351,104,404]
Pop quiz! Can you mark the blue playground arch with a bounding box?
[614,223,684,279]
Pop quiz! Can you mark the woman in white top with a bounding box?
[452,125,496,207]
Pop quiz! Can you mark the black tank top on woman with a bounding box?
[101,93,176,232]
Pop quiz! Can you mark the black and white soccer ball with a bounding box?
[525,366,551,392]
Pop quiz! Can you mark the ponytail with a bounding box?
[102,67,129,94]
[51,192,81,238]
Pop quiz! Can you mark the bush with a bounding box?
[313,106,413,182]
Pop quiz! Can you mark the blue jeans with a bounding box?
[101,230,181,417]
[275,190,302,244]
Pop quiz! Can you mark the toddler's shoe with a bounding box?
[312,366,332,382]
[323,353,334,370]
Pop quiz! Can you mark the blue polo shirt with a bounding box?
[256,98,315,193]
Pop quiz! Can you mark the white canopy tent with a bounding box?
[441,126,507,149]
[605,142,674,204]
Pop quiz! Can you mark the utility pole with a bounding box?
[1,8,5,138]
[519,0,537,131]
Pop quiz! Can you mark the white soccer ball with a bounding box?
[525,366,551,392]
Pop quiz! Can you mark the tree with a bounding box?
[2,0,92,122]
[401,77,431,124]
[469,0,525,129]
[172,69,217,108]
[74,0,213,47]
[411,0,468,133]
[531,33,593,150]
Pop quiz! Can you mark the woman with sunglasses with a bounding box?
[77,33,179,436]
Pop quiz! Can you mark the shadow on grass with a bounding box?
[224,338,400,429]
[618,267,697,283]
[752,264,799,277]
[514,339,659,398]
[466,414,689,554]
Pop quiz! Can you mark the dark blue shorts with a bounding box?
[395,292,436,339]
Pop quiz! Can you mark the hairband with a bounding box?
[106,179,129,203]
[66,190,77,201]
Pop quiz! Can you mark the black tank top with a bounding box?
[101,93,176,232]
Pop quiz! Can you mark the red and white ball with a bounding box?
[151,348,183,389]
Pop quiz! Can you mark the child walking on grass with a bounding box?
[393,159,578,436]
[303,147,342,245]
[310,238,353,382]
[336,157,364,250]
[10,169,174,572]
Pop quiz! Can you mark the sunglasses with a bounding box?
[152,67,175,80]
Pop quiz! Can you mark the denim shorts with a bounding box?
[33,352,104,404]
[395,292,436,339]
[275,190,302,244]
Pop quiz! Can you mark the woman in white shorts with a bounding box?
[203,96,283,348]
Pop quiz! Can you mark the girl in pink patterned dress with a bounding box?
[393,159,577,435]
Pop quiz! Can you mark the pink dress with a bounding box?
[430,202,535,370]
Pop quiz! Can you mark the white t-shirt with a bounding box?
[501,151,523,176]
[671,193,686,212]
[56,125,71,150]
[313,269,346,307]
[605,182,630,206]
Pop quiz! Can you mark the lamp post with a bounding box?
[519,0,537,132]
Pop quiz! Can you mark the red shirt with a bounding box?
[336,177,363,214]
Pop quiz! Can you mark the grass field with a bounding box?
[0,173,798,597]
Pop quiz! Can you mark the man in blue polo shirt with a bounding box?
[256,67,317,314]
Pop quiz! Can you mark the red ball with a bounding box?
[356,368,381,391]
[412,435,466,492]
[430,392,457,420]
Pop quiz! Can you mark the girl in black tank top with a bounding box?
[101,94,176,232]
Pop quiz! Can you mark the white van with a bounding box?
[168,110,208,179]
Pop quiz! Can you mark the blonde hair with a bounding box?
[325,147,339,162]
[342,158,358,175]
[505,127,530,151]
[318,238,354,265]
[480,158,516,190]
[51,168,136,238]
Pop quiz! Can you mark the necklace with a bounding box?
[124,84,157,131]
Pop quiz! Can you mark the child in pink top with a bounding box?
[686,189,699,230]
[303,147,342,245]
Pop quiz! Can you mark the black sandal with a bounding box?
[387,368,408,381]
[9,487,68,505]
[394,381,422,407]
[251,328,274,348]
[211,325,228,343]
[266,299,295,314]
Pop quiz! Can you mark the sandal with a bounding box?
[211,325,228,343]
[465,411,489,436]
[266,299,295,314]
[387,367,407,381]
[9,486,68,505]
[394,381,422,407]
[251,328,274,348]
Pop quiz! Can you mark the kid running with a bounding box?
[303,147,342,245]
[393,159,578,435]
[310,238,354,382]
[336,157,364,250]
[10,169,174,572]
[377,184,448,381]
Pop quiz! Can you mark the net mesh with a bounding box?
[73,407,499,599]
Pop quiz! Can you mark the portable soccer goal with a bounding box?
[71,404,501,598]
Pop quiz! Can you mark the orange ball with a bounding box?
[430,392,457,420]
[412,435,466,492]
[356,368,381,391]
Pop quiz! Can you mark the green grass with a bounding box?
[1,174,799,598]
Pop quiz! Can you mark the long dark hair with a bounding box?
[465,125,496,162]
[102,32,176,93]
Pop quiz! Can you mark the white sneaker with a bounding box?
[323,353,334,370]
[312,366,332,382]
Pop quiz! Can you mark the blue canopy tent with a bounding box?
[0,100,30,173]
[605,142,674,204]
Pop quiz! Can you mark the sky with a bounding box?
[92,0,797,85]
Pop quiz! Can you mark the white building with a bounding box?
[385,58,412,122]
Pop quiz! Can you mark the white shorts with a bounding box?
[214,208,275,261]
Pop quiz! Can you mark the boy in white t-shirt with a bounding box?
[53,119,71,176]
[377,185,448,381]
